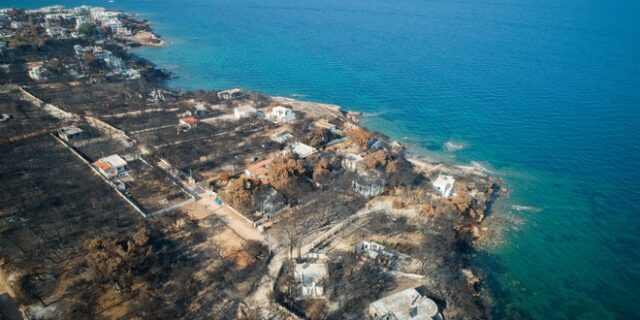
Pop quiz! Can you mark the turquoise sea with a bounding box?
[3,0,639,319]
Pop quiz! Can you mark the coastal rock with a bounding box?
[461,268,481,290]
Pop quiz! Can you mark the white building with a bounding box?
[267,106,296,124]
[46,26,66,38]
[234,105,257,119]
[294,263,328,298]
[94,155,129,179]
[341,153,365,172]
[291,142,317,159]
[356,241,388,260]
[27,62,47,81]
[369,288,442,320]
[432,174,455,197]
[75,16,89,29]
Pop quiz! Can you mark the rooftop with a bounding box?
[291,143,317,158]
[369,288,439,320]
[58,125,83,137]
[433,174,455,197]
[99,154,127,168]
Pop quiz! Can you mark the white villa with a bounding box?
[234,105,257,119]
[267,106,296,124]
[369,287,442,320]
[432,174,455,197]
[294,263,328,298]
[94,155,128,179]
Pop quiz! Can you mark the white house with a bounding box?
[267,106,296,124]
[291,142,317,159]
[432,174,455,197]
[234,105,257,119]
[294,263,328,298]
[270,131,293,144]
[27,62,47,81]
[94,155,128,179]
[341,153,365,172]
[369,287,442,320]
[352,169,386,198]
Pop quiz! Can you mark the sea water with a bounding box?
[3,0,639,318]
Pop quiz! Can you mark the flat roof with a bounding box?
[100,154,127,168]
[370,288,438,320]
[292,143,317,158]
[58,125,83,136]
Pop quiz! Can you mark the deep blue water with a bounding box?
[3,0,640,319]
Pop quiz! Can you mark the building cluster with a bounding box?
[74,44,140,79]
[1,6,127,40]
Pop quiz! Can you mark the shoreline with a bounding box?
[0,5,503,319]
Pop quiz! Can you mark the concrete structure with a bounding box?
[291,142,317,159]
[270,131,293,144]
[267,106,296,124]
[342,153,365,172]
[356,241,388,260]
[369,287,442,320]
[217,88,244,100]
[294,263,328,298]
[94,155,128,179]
[432,174,455,197]
[352,169,386,198]
[27,62,47,81]
[57,126,87,142]
[355,240,401,268]
[234,105,257,119]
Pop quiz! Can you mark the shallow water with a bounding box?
[4,0,640,318]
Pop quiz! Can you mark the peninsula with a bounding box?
[0,6,500,320]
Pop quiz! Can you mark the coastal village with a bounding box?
[0,6,499,320]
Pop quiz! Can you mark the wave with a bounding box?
[511,205,541,213]
[444,140,466,152]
